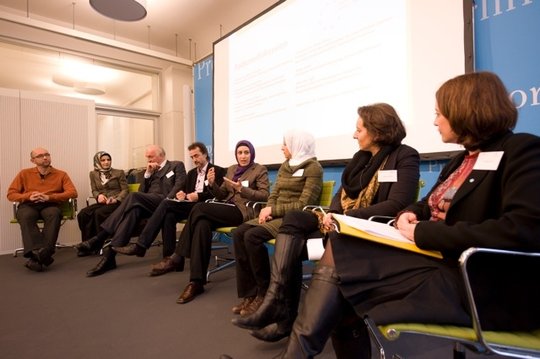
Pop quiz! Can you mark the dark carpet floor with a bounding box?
[0,245,503,359]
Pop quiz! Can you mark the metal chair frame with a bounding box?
[11,198,78,257]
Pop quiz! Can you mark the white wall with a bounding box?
[0,89,95,254]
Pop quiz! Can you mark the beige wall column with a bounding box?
[159,65,194,168]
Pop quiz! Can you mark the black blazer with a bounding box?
[408,132,540,258]
[329,144,420,218]
[138,160,186,199]
[183,163,226,202]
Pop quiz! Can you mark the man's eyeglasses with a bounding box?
[33,153,51,159]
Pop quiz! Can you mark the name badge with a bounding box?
[473,151,503,171]
[292,169,304,177]
[166,170,174,178]
[241,180,249,187]
[204,180,209,186]
[306,238,325,260]
[378,170,397,182]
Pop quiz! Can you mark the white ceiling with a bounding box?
[0,0,279,107]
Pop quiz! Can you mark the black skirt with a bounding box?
[330,231,471,327]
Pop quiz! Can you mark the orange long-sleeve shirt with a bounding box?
[7,167,78,203]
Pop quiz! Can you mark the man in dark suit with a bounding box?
[76,144,186,277]
[112,142,226,276]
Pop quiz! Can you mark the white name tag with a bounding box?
[378,170,397,182]
[204,179,209,186]
[292,169,304,177]
[473,151,504,171]
[166,170,174,178]
[241,180,249,187]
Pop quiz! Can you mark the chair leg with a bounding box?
[13,247,24,257]
[453,342,466,359]
[364,317,387,359]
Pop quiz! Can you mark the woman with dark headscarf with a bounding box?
[172,140,270,304]
[77,151,128,248]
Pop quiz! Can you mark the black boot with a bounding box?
[250,254,303,342]
[250,321,290,342]
[330,316,371,359]
[232,233,305,330]
[75,235,105,257]
[275,265,343,359]
[86,247,116,277]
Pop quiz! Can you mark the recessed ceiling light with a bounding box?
[89,0,147,22]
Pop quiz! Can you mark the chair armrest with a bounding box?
[248,201,267,210]
[205,198,236,207]
[12,202,18,219]
[459,247,540,355]
[368,215,395,225]
[86,196,97,207]
[303,205,329,214]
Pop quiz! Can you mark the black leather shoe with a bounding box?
[176,281,204,304]
[76,237,102,257]
[250,321,292,342]
[86,255,116,277]
[25,259,43,272]
[112,243,146,257]
[34,248,54,267]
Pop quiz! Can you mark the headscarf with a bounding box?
[93,151,112,184]
[284,129,316,166]
[232,140,255,181]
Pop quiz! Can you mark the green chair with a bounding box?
[11,198,78,257]
[365,247,540,359]
[265,180,336,248]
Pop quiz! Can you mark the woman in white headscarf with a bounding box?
[231,129,323,318]
[76,151,128,251]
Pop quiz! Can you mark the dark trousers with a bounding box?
[176,202,243,283]
[136,199,196,257]
[233,222,274,298]
[16,202,62,257]
[279,210,320,239]
[77,203,120,242]
[100,192,164,247]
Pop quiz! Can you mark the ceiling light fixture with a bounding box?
[89,0,147,22]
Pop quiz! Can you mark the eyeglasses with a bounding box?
[33,153,51,159]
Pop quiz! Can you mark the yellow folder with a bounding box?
[332,214,443,259]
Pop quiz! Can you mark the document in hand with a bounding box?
[332,214,443,259]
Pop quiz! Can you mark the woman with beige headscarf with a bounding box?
[76,151,128,254]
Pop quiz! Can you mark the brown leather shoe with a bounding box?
[112,243,146,257]
[149,256,185,276]
[232,296,255,314]
[240,295,265,317]
[176,281,204,304]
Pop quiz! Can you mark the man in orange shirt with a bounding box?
[7,147,77,272]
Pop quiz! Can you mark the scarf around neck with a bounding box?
[341,145,395,199]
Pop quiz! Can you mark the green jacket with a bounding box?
[245,157,323,237]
